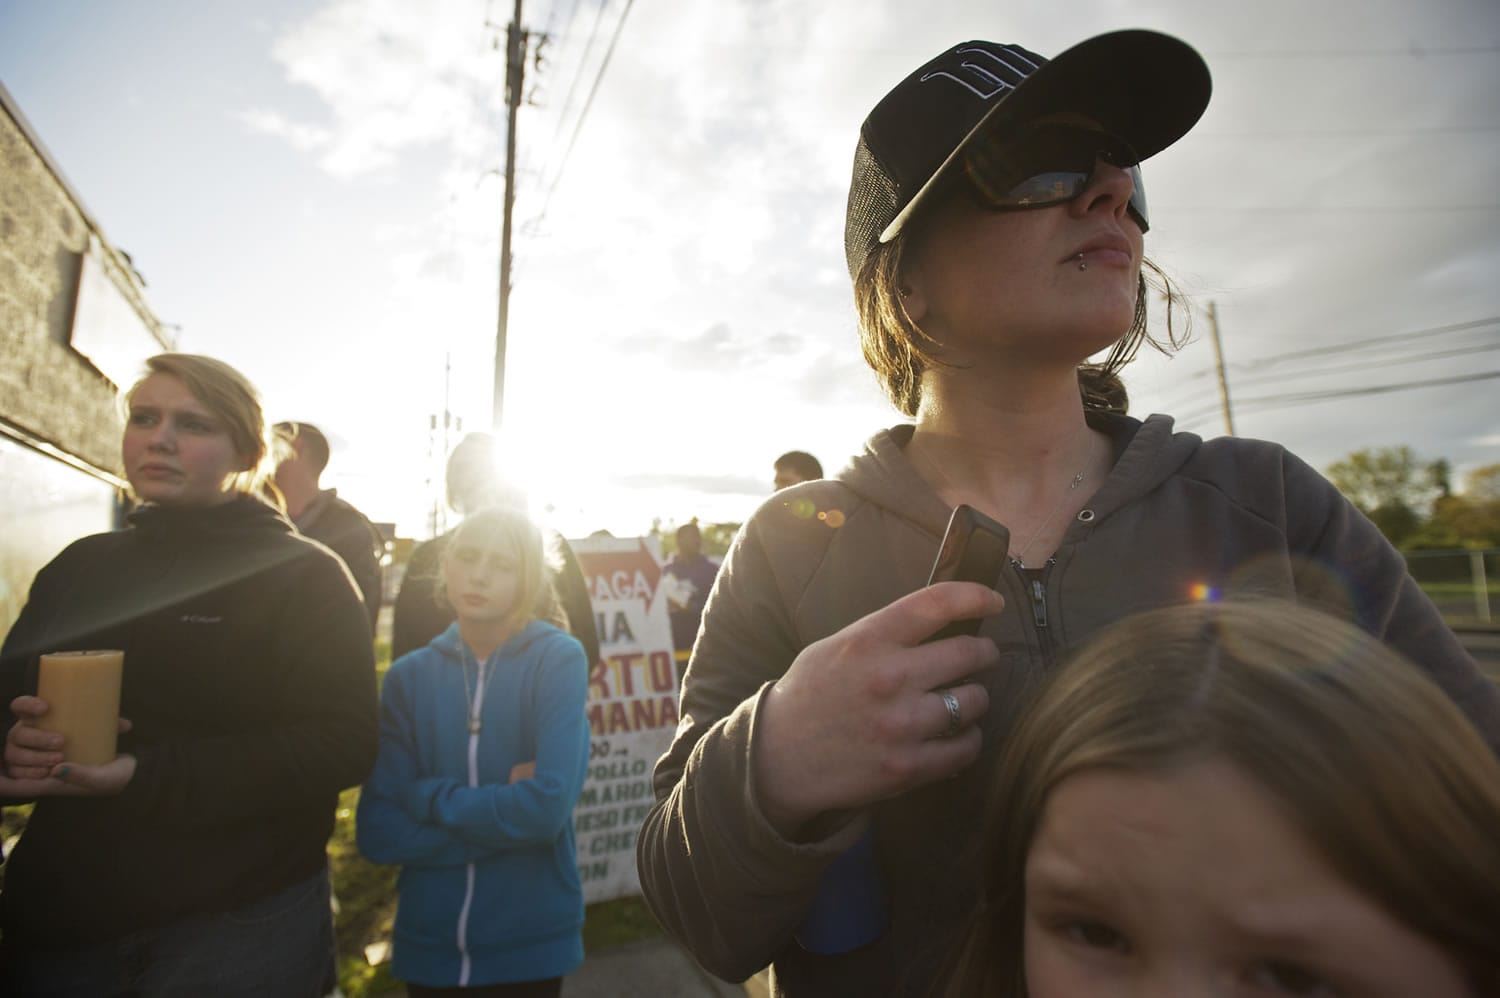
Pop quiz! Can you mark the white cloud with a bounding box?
[257,0,502,178]
[30,0,1495,534]
[237,108,331,151]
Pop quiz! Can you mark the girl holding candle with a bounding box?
[357,507,590,998]
[0,353,378,997]
[937,599,1500,997]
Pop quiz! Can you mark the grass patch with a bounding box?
[583,895,665,951]
[330,787,401,997]
[0,802,31,892]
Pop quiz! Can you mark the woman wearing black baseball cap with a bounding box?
[637,30,1500,997]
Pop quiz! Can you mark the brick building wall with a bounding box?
[0,83,174,636]
[0,83,170,476]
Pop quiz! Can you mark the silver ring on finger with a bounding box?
[939,690,962,738]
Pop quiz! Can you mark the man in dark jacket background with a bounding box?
[390,432,599,667]
[274,421,386,632]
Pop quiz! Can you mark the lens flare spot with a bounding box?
[788,498,817,519]
[823,509,846,528]
[1189,582,1221,602]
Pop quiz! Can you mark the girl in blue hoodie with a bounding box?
[357,508,590,997]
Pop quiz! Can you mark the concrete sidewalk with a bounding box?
[372,938,761,998]
[562,937,756,998]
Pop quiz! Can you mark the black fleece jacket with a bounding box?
[0,494,379,948]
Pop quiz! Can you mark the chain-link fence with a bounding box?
[1404,548,1497,624]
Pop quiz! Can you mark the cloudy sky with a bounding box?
[2,0,1497,538]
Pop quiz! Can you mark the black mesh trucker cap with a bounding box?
[843,30,1211,278]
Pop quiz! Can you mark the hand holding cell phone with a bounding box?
[753,505,1008,833]
[924,504,1010,642]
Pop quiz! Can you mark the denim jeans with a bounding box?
[1,868,334,998]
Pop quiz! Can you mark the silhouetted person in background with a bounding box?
[274,421,386,633]
[773,450,823,491]
[662,522,721,661]
[391,433,600,668]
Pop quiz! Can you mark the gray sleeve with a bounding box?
[634,510,864,981]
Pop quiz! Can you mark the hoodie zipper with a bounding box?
[455,651,495,987]
[1011,499,1101,668]
[1010,561,1057,669]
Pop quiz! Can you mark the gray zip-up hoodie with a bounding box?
[637,413,1500,998]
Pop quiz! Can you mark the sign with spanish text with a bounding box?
[569,535,679,904]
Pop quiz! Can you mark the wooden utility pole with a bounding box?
[1206,300,1236,437]
[493,0,525,431]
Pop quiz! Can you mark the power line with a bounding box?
[1171,315,1500,381]
[1158,204,1500,216]
[1220,370,1500,417]
[1193,125,1500,138]
[1156,315,1500,406]
[1163,339,1500,412]
[541,0,579,37]
[530,0,635,230]
[1205,44,1500,59]
[511,0,598,215]
[1230,341,1500,391]
[537,0,610,175]
[1159,316,1500,419]
[1237,316,1500,368]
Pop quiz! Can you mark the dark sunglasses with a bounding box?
[961,122,1150,232]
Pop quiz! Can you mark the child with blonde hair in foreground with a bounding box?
[939,599,1500,998]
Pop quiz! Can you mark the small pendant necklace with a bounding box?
[1011,432,1096,568]
[460,644,498,735]
[910,427,1098,568]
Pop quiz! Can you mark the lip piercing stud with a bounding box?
[1076,254,1088,271]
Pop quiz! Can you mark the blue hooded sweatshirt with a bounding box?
[357,619,590,987]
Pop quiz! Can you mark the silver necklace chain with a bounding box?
[913,428,1098,569]
[1011,431,1096,569]
[460,644,498,736]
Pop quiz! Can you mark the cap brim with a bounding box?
[878,30,1211,244]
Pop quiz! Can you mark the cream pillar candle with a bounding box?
[36,650,124,766]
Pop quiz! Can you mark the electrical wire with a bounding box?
[1159,314,1500,419]
[541,0,579,38]
[1238,316,1500,367]
[1205,44,1500,59]
[1176,370,1500,425]
[1193,124,1500,138]
[1158,336,1500,411]
[529,0,635,231]
[1157,336,1500,412]
[1157,204,1500,216]
[1165,315,1500,390]
[537,0,610,176]
[1228,341,1500,391]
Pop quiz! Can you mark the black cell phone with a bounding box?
[923,504,1010,642]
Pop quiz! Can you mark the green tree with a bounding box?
[1416,464,1500,548]
[1326,446,1439,512]
[1464,463,1500,502]
[1428,457,1453,499]
[1325,446,1442,546]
